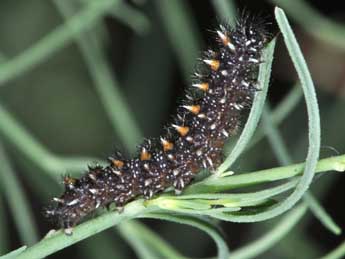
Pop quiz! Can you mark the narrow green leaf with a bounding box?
[212,0,237,26]
[0,144,39,245]
[319,241,345,259]
[0,0,120,86]
[231,204,307,259]
[142,213,230,259]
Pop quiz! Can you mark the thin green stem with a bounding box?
[248,84,303,150]
[0,194,9,255]
[14,200,147,259]
[118,221,187,259]
[117,222,159,259]
[156,0,201,80]
[54,0,142,152]
[271,0,345,50]
[0,103,96,178]
[231,204,307,259]
[2,154,343,259]
[0,0,119,86]
[212,0,237,26]
[186,154,345,194]
[319,241,345,259]
[0,143,39,246]
[262,104,340,235]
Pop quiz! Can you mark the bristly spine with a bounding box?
[45,15,269,235]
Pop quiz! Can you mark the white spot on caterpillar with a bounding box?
[67,199,79,206]
[210,123,216,130]
[245,40,252,46]
[222,129,229,137]
[88,189,98,195]
[242,81,249,87]
[173,169,180,176]
[145,179,152,186]
[221,70,228,76]
[198,113,206,119]
[64,228,73,235]
[248,58,259,63]
[53,197,64,203]
[228,42,236,51]
[206,156,214,168]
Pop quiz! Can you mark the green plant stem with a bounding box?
[13,200,147,259]
[0,103,96,178]
[212,0,237,26]
[0,143,39,246]
[142,213,229,259]
[271,0,345,50]
[319,241,345,259]
[230,204,307,259]
[0,194,9,255]
[4,154,344,259]
[185,154,345,194]
[54,0,142,152]
[0,0,119,86]
[248,84,303,150]
[156,0,201,81]
[109,1,150,35]
[218,6,320,223]
[117,222,159,259]
[118,221,187,259]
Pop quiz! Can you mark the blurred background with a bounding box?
[0,0,345,258]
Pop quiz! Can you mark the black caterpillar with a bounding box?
[45,16,268,235]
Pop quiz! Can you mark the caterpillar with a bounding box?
[45,16,269,235]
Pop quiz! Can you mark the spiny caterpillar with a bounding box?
[45,16,268,235]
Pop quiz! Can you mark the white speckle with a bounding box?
[250,47,257,52]
[95,200,101,209]
[210,123,216,130]
[234,104,243,110]
[179,179,185,188]
[88,188,98,195]
[67,199,79,206]
[203,59,213,66]
[207,156,214,168]
[53,197,64,203]
[186,136,193,142]
[239,56,243,61]
[196,149,203,156]
[249,58,259,63]
[245,40,252,46]
[228,42,236,51]
[173,169,179,176]
[216,30,227,42]
[198,113,206,119]
[242,81,249,87]
[220,98,226,104]
[168,154,174,160]
[222,129,229,137]
[64,228,73,236]
[221,70,228,76]
[145,179,152,186]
